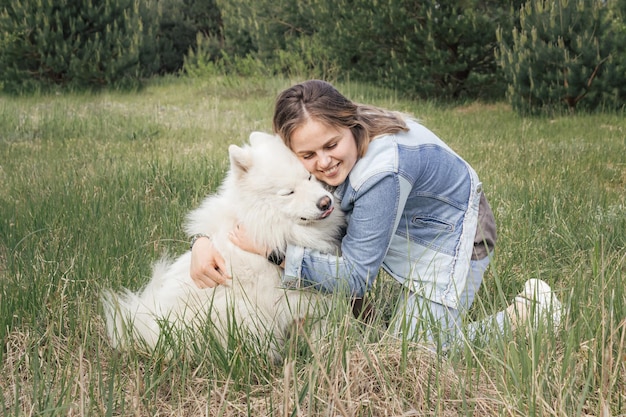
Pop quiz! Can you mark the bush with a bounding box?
[183,35,268,78]
[157,0,223,74]
[211,0,523,100]
[497,0,626,115]
[315,0,524,100]
[0,0,158,93]
[214,0,337,79]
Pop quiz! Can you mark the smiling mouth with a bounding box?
[322,163,340,176]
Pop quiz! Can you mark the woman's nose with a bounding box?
[318,152,332,167]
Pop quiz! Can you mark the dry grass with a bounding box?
[2,324,507,416]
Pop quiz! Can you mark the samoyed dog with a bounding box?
[102,132,345,362]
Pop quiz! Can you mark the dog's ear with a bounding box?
[229,144,253,177]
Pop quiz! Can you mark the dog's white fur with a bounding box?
[102,132,345,361]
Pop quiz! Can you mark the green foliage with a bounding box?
[0,0,159,93]
[156,0,223,74]
[315,0,524,100]
[183,35,269,78]
[214,0,338,79]
[137,1,162,77]
[212,0,522,100]
[602,0,626,108]
[497,0,626,115]
[3,0,624,105]
[183,33,225,78]
[0,0,227,91]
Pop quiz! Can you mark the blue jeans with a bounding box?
[390,252,506,346]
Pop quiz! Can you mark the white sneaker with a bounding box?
[513,279,563,329]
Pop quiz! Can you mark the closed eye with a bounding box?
[278,189,294,196]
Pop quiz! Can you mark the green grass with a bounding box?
[0,76,624,416]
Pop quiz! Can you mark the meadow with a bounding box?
[0,76,624,416]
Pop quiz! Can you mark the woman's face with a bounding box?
[289,118,358,187]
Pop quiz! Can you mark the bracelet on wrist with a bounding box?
[189,233,210,250]
[267,249,285,266]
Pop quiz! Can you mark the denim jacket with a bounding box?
[283,120,483,309]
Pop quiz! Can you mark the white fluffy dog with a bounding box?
[102,132,345,362]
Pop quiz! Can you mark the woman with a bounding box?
[190,80,562,344]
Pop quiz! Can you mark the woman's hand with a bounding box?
[190,237,231,288]
[229,224,269,257]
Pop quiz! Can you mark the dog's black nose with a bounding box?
[317,196,332,211]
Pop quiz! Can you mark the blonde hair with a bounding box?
[273,80,408,158]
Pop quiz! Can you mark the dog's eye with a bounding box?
[278,189,294,196]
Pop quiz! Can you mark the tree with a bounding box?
[215,0,332,77]
[497,0,625,115]
[324,0,520,99]
[0,0,158,93]
[157,0,223,74]
[212,0,522,100]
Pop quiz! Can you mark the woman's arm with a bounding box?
[189,237,231,288]
[284,173,401,297]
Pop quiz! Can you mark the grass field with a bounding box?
[0,76,624,416]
